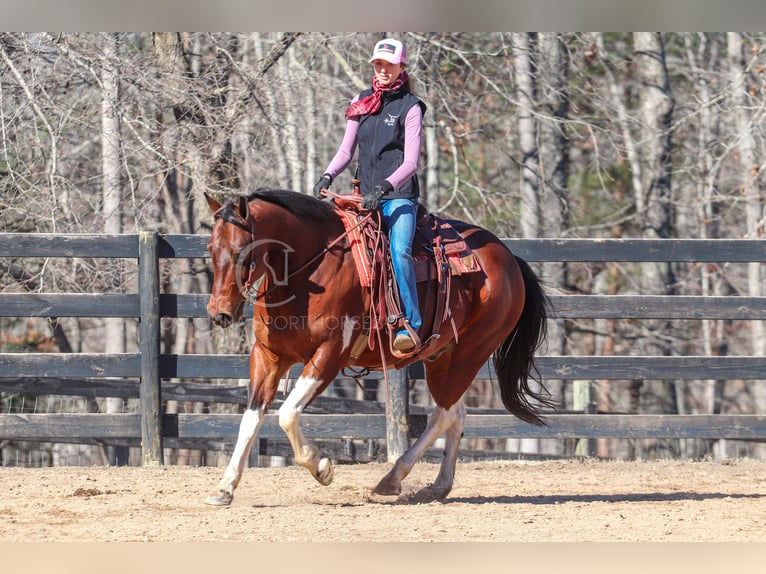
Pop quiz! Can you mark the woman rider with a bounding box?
[314,38,426,352]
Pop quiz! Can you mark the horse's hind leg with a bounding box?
[373,399,465,497]
[426,400,466,498]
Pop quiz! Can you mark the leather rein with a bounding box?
[214,200,374,304]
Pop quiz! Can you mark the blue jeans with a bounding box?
[380,198,422,332]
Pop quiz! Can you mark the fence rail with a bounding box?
[4,293,766,320]
[1,232,765,464]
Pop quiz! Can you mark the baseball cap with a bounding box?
[369,38,406,65]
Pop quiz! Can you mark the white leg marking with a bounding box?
[431,401,466,495]
[222,407,264,484]
[398,404,459,472]
[374,403,459,495]
[205,406,265,505]
[279,376,326,472]
[279,376,322,430]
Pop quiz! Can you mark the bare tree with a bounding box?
[632,32,678,458]
[727,32,766,458]
[99,33,130,466]
[679,32,730,459]
[537,32,571,456]
[512,33,541,239]
[509,32,542,456]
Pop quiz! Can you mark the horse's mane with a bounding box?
[244,188,338,224]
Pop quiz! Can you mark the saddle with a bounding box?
[323,187,482,362]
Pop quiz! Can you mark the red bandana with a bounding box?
[345,72,409,119]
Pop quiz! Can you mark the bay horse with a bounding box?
[203,188,552,506]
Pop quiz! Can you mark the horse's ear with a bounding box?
[237,196,249,220]
[204,192,221,213]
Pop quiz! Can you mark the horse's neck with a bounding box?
[250,204,341,271]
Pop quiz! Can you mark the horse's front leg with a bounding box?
[204,343,287,507]
[204,404,267,506]
[278,364,338,486]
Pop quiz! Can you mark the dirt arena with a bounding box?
[1,458,764,543]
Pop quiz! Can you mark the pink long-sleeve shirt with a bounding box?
[323,97,423,190]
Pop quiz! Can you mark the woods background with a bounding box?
[1,32,765,465]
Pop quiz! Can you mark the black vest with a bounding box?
[356,86,426,200]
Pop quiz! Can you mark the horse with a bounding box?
[202,188,552,506]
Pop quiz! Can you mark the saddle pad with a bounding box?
[414,249,481,282]
[413,215,482,280]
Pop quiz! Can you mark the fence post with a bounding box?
[139,231,163,465]
[573,380,597,457]
[385,365,409,461]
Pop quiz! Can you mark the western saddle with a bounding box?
[322,187,482,364]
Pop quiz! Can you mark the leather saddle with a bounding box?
[323,188,482,361]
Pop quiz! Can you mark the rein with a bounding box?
[215,200,375,304]
[252,211,374,303]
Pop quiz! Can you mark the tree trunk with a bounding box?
[101,33,129,466]
[513,33,541,239]
[681,33,728,458]
[538,32,570,456]
[279,49,303,192]
[633,32,678,459]
[509,32,541,455]
[727,32,766,458]
[252,32,289,186]
[634,33,675,241]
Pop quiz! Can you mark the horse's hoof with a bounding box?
[372,476,401,496]
[203,491,233,507]
[426,481,453,499]
[410,484,449,503]
[314,457,334,486]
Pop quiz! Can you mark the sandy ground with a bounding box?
[0,458,764,542]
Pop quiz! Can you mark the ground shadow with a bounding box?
[247,490,765,509]
[414,491,766,505]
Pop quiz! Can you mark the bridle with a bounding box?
[213,199,375,304]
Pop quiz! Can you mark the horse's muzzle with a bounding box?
[208,297,244,328]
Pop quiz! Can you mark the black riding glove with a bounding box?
[362,181,393,210]
[313,174,332,196]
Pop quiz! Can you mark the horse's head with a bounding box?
[205,193,252,328]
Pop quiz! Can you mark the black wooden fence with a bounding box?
[1,232,766,465]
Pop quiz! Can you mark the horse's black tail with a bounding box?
[492,256,555,426]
